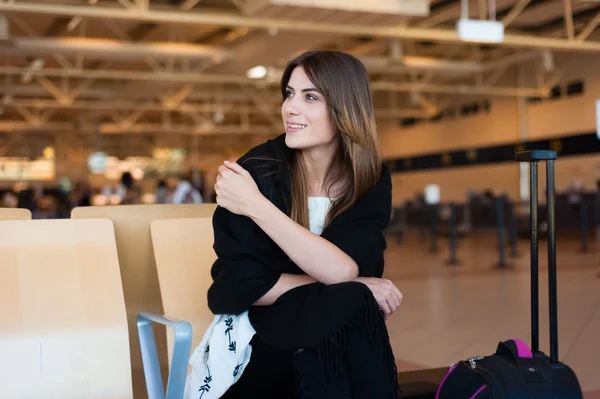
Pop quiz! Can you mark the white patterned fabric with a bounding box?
[184,312,255,399]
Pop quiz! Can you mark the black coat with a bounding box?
[207,133,397,388]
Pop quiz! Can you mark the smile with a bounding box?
[287,123,307,129]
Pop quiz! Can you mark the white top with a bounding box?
[184,197,333,399]
[308,196,334,235]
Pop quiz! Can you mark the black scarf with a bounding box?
[207,134,398,391]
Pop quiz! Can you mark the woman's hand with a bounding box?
[214,161,264,217]
[354,277,403,320]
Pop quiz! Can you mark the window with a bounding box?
[400,118,417,127]
[527,96,542,104]
[566,80,584,96]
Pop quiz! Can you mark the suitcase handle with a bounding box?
[516,150,559,363]
[496,339,534,365]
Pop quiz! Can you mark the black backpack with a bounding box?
[436,151,583,399]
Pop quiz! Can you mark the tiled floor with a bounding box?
[383,230,600,395]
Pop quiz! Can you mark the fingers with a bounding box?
[217,165,233,180]
[383,280,403,318]
[378,298,391,320]
[385,296,397,318]
[395,288,404,308]
[218,165,228,174]
[224,161,248,176]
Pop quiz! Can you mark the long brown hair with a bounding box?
[280,50,382,230]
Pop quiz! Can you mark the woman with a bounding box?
[195,50,403,399]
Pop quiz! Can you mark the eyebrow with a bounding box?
[286,85,321,94]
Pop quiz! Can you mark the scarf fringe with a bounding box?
[315,291,401,396]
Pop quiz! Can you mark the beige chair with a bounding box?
[71,204,217,397]
[150,217,217,363]
[0,219,132,399]
[0,208,32,220]
[133,217,217,399]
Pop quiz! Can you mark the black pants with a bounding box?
[222,326,397,399]
[221,334,295,399]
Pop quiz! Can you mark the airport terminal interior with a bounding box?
[0,0,599,398]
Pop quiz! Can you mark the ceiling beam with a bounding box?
[564,0,575,40]
[371,81,547,97]
[0,83,265,102]
[360,55,484,74]
[6,37,537,76]
[5,99,432,119]
[482,50,542,71]
[0,66,548,97]
[3,2,600,53]
[501,0,532,28]
[0,66,253,84]
[0,120,280,135]
[2,36,234,61]
[577,12,600,41]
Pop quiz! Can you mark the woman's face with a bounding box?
[281,67,338,151]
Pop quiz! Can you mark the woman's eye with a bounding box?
[306,94,317,101]
[285,90,294,98]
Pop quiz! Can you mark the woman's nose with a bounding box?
[283,100,299,116]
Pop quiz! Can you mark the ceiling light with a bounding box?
[457,0,504,43]
[247,65,268,79]
[213,110,224,124]
[30,58,45,71]
[457,19,504,43]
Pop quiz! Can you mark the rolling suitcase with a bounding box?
[436,150,583,399]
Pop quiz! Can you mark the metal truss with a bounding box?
[1,0,597,136]
[1,1,600,52]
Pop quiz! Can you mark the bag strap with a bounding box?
[495,339,533,365]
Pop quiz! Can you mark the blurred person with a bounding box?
[172,171,203,204]
[186,51,401,399]
[1,191,17,208]
[155,179,170,204]
[121,184,141,205]
[70,182,91,208]
[567,166,584,214]
[34,195,57,219]
[117,171,134,203]
[17,189,36,213]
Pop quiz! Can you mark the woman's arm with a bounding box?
[253,273,317,306]
[214,161,359,285]
[249,198,359,284]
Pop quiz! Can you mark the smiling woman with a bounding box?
[186,51,402,399]
[281,52,383,232]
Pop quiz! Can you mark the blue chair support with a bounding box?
[137,312,193,399]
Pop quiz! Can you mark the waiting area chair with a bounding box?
[0,207,31,220]
[0,218,133,399]
[72,203,217,397]
[138,216,216,399]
